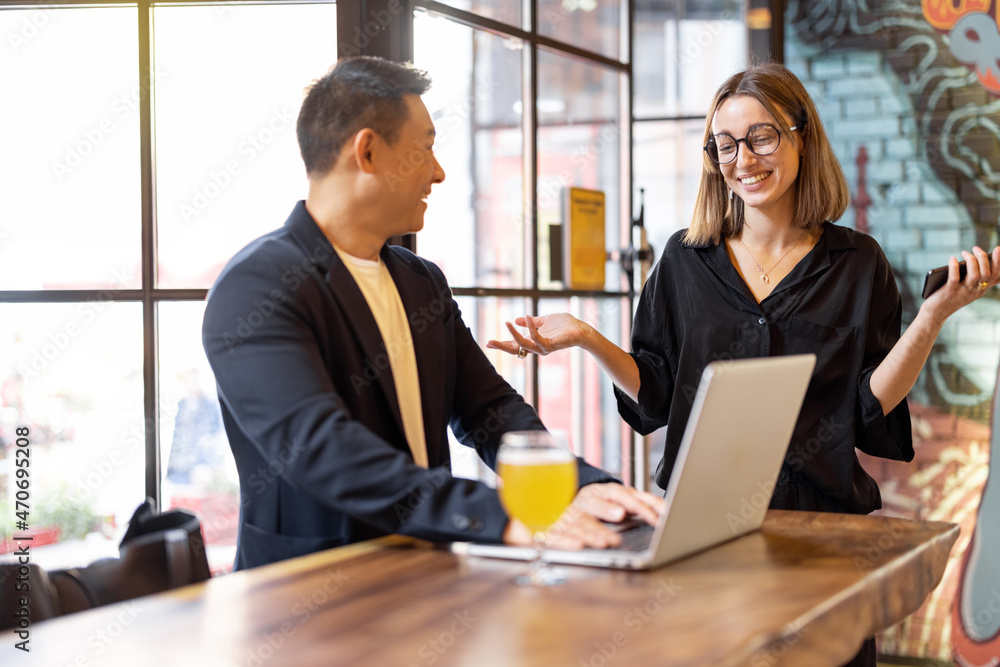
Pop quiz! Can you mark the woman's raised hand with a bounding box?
[923,246,1000,319]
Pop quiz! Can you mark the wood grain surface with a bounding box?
[0,510,958,667]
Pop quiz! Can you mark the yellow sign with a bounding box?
[564,187,606,290]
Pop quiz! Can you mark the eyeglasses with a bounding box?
[703,123,798,164]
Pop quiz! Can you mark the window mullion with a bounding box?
[138,0,160,509]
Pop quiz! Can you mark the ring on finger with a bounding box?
[978,281,990,290]
[517,347,528,359]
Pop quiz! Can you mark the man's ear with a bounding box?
[352,129,378,174]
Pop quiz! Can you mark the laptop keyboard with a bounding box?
[615,523,655,552]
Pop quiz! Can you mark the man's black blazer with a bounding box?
[203,202,615,569]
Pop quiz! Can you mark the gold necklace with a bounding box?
[738,237,797,284]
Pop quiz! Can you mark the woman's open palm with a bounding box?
[486,313,589,357]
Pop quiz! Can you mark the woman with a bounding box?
[488,62,999,666]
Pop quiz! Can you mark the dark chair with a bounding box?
[1,499,211,629]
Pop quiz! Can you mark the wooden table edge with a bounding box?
[730,519,961,666]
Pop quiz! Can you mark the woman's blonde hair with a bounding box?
[684,61,849,246]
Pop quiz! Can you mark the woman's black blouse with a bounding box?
[617,222,913,514]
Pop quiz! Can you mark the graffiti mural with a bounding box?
[787,0,1000,662]
[943,11,1000,94]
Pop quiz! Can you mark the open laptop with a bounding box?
[452,353,817,570]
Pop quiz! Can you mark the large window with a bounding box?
[0,1,336,573]
[413,1,634,483]
[1,0,639,572]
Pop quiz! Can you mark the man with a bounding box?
[202,56,660,570]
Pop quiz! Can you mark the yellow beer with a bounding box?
[498,448,578,534]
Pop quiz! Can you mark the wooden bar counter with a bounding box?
[3,510,958,666]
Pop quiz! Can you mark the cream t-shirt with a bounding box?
[334,246,428,468]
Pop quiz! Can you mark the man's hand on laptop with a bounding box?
[502,483,664,550]
[573,483,663,525]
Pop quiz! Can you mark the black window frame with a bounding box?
[0,0,646,504]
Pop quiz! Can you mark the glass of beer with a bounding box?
[497,430,578,585]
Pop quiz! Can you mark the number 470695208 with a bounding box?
[14,426,30,526]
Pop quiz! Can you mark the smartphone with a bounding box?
[921,261,967,298]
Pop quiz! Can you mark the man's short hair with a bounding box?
[297,56,432,177]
